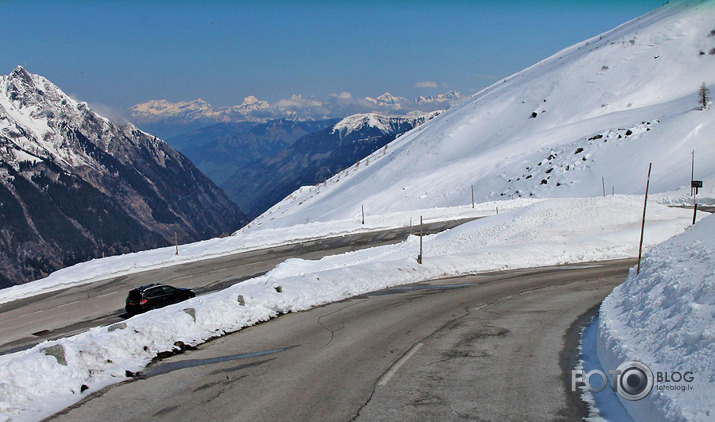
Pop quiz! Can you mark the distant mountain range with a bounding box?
[221,112,440,219]
[130,91,460,138]
[0,67,246,287]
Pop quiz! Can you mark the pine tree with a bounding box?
[699,82,710,110]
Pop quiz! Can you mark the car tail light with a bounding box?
[140,299,147,305]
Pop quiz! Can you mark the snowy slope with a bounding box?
[598,214,714,422]
[248,1,715,230]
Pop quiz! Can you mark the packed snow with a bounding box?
[598,214,714,422]
[0,196,699,421]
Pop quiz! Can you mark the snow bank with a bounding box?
[653,174,715,207]
[0,199,532,305]
[0,196,696,421]
[598,214,715,422]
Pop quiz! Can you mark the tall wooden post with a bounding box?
[637,163,652,275]
[691,150,697,224]
[693,182,698,225]
[361,205,365,225]
[417,216,423,264]
[471,185,475,208]
[602,177,606,197]
[692,202,698,225]
[691,150,695,196]
[175,232,179,255]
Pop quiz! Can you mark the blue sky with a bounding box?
[1,0,667,109]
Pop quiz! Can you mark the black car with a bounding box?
[125,283,195,315]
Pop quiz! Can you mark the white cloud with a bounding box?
[415,81,438,88]
[331,91,353,100]
[274,94,324,110]
[87,102,131,125]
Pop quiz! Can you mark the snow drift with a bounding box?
[598,214,714,422]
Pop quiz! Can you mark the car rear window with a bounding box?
[145,287,163,298]
[128,291,142,301]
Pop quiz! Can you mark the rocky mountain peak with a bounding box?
[331,111,441,139]
[0,67,246,287]
[9,65,33,85]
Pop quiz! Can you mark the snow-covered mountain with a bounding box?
[364,92,408,108]
[248,1,715,230]
[330,112,441,139]
[130,96,271,124]
[415,90,461,106]
[222,112,440,219]
[0,67,246,286]
[128,97,273,138]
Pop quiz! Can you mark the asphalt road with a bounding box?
[48,259,635,422]
[0,217,480,355]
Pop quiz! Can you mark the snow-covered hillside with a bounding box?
[248,1,715,230]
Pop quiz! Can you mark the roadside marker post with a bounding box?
[692,180,703,225]
[691,150,695,196]
[602,177,606,197]
[417,216,423,264]
[637,163,652,275]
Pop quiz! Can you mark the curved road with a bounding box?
[0,217,480,355]
[48,259,634,422]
